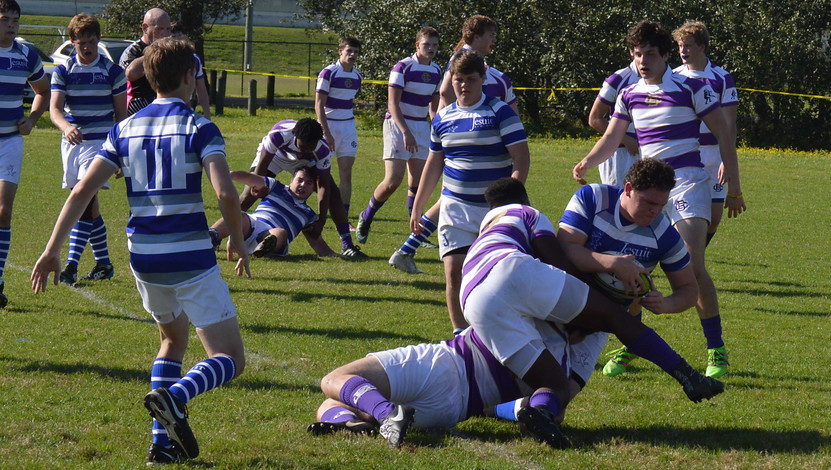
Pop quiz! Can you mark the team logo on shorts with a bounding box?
[674,199,690,211]
[351,140,357,148]
[440,231,450,247]
[713,182,724,192]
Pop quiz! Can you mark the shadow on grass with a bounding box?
[1,355,147,382]
[229,377,320,394]
[568,425,826,453]
[242,324,431,344]
[751,307,830,318]
[320,277,445,290]
[231,286,447,307]
[408,425,826,454]
[720,287,829,299]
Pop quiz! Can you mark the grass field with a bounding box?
[1,105,831,469]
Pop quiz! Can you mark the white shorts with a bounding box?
[250,145,309,177]
[664,166,712,225]
[463,254,589,378]
[243,214,289,256]
[569,331,609,385]
[134,265,237,329]
[382,118,430,161]
[62,139,109,189]
[438,197,489,258]
[598,147,639,187]
[328,119,358,158]
[700,145,725,202]
[370,342,467,429]
[0,135,24,184]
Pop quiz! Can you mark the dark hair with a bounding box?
[293,118,323,143]
[339,37,362,50]
[294,165,318,181]
[624,158,676,192]
[68,13,100,41]
[484,178,530,208]
[144,38,195,94]
[416,26,439,43]
[627,20,672,57]
[0,0,20,15]
[449,50,486,77]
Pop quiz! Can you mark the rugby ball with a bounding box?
[592,254,654,300]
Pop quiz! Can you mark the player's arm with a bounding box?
[112,91,128,123]
[557,225,650,294]
[50,91,82,145]
[507,142,530,183]
[195,77,211,119]
[230,171,268,199]
[305,171,331,239]
[639,264,698,314]
[588,98,637,155]
[124,56,145,82]
[302,228,339,257]
[314,91,334,148]
[573,117,629,185]
[204,154,250,278]
[438,71,454,109]
[410,150,444,234]
[388,86,417,153]
[32,159,117,292]
[701,108,745,217]
[428,93,440,121]
[19,75,49,136]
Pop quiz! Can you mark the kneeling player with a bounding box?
[210,167,338,258]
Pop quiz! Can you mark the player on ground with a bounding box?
[390,15,519,276]
[32,38,249,465]
[0,0,50,307]
[315,37,362,224]
[355,27,441,244]
[50,13,127,286]
[119,8,171,115]
[240,118,367,258]
[573,20,746,378]
[673,21,738,251]
[210,166,338,258]
[461,178,722,444]
[308,320,604,449]
[411,50,529,335]
[588,59,640,186]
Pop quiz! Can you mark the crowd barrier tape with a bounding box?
[208,68,831,101]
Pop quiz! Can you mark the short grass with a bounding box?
[1,106,830,469]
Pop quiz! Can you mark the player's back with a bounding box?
[98,97,224,284]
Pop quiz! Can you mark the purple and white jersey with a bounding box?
[316,61,361,121]
[252,176,318,244]
[385,54,441,121]
[430,95,527,206]
[673,60,738,146]
[0,40,45,138]
[559,184,690,273]
[460,204,556,307]
[96,97,225,285]
[443,328,523,418]
[51,55,127,141]
[597,61,638,146]
[454,45,517,105]
[613,66,719,169]
[260,120,332,173]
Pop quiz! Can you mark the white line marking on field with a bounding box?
[8,262,148,322]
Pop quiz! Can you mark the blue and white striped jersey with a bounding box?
[96,97,225,284]
[0,39,45,138]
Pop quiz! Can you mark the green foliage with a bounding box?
[101,0,248,43]
[298,0,831,150]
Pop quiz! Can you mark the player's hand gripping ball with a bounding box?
[592,254,654,300]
